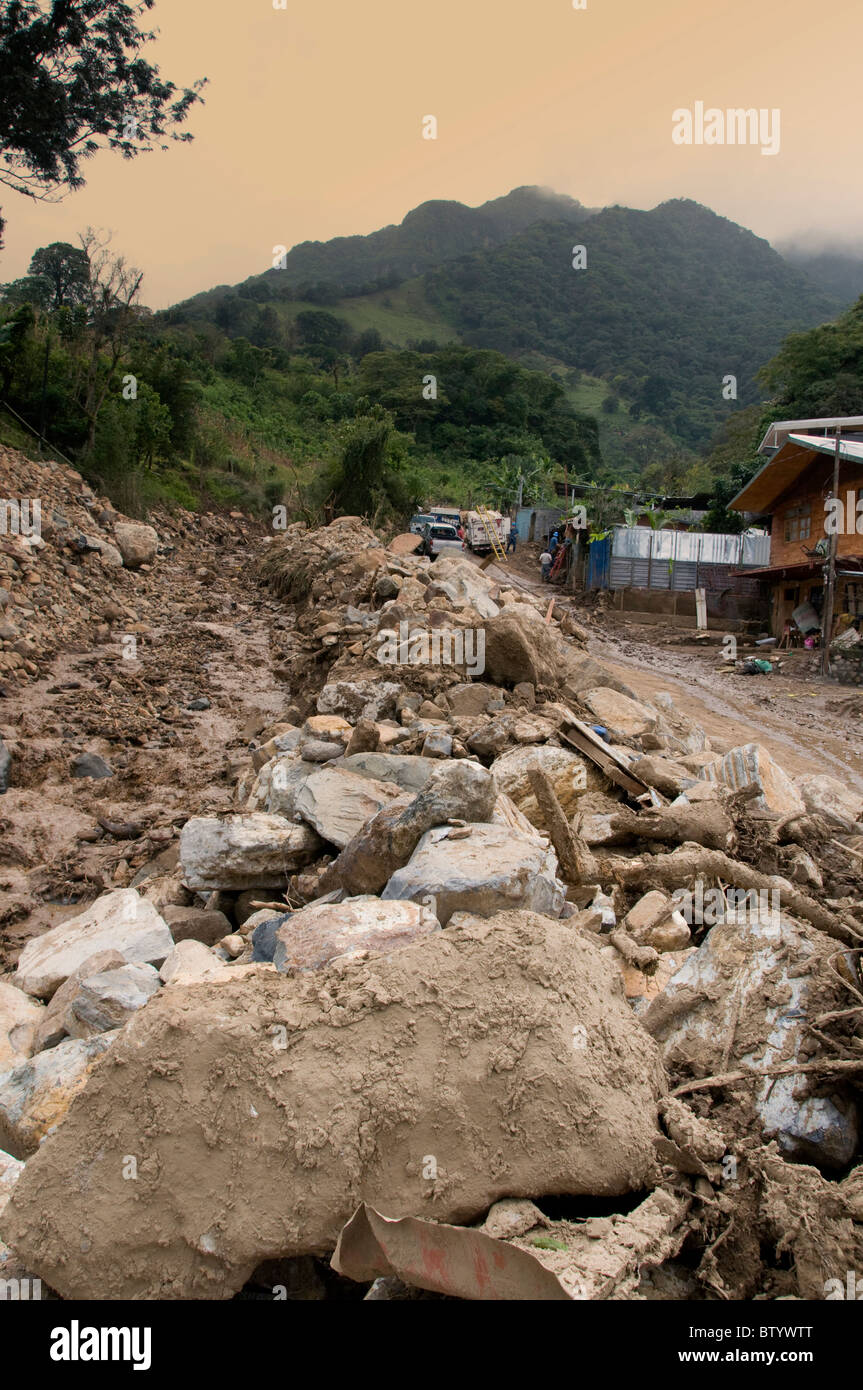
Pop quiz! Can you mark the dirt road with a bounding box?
[484,555,863,791]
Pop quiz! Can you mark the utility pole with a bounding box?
[820,427,842,677]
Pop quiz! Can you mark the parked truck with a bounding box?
[463,509,507,554]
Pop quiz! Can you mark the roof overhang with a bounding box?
[739,555,863,582]
[730,433,863,514]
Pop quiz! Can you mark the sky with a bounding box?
[2,0,862,309]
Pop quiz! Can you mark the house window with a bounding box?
[783,504,811,543]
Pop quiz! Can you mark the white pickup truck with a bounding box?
[425,523,464,558]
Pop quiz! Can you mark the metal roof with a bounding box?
[758,416,863,456]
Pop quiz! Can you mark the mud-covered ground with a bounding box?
[5,536,862,976]
[0,529,285,969]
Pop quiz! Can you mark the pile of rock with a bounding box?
[1,516,862,1301]
[0,446,167,688]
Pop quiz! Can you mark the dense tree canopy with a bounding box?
[0,0,204,222]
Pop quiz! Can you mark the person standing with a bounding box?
[540,548,553,581]
[506,523,518,555]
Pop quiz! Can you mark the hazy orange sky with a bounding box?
[2,0,862,308]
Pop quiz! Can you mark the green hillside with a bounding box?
[424,200,839,449]
[161,192,840,462]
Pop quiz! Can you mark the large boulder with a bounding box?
[65,963,161,1039]
[294,767,402,849]
[490,744,603,829]
[646,911,858,1169]
[113,521,158,569]
[13,891,174,1000]
[699,743,805,818]
[483,605,633,698]
[580,688,657,740]
[32,949,126,1052]
[0,1033,117,1158]
[331,761,497,895]
[425,555,500,619]
[317,680,402,722]
[245,755,313,816]
[179,814,321,891]
[382,824,566,924]
[273,896,440,972]
[341,752,435,793]
[482,606,570,689]
[796,774,863,833]
[1,912,664,1298]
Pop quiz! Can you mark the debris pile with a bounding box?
[1,512,863,1301]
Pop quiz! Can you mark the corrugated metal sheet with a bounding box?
[587,534,611,589]
[593,527,769,592]
[610,526,769,569]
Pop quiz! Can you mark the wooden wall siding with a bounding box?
[770,463,863,567]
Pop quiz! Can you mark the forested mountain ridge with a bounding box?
[171,186,594,313]
[162,192,841,457]
[424,199,839,448]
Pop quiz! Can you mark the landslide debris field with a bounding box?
[1,446,863,1302]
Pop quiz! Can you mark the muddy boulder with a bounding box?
[1,911,665,1298]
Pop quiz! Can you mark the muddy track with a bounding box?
[482,557,863,789]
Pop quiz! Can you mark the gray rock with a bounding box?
[426,556,500,619]
[0,1033,117,1158]
[300,739,344,763]
[333,760,497,896]
[646,910,859,1169]
[66,963,161,1038]
[246,755,314,816]
[179,813,321,891]
[294,767,401,849]
[382,823,566,925]
[421,731,453,758]
[32,950,127,1052]
[14,891,173,1000]
[341,752,436,793]
[70,752,113,780]
[317,679,402,722]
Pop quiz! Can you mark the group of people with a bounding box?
[540,528,562,582]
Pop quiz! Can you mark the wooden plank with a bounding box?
[558,717,654,804]
[695,587,707,631]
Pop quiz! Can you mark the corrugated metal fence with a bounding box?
[605,527,769,592]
